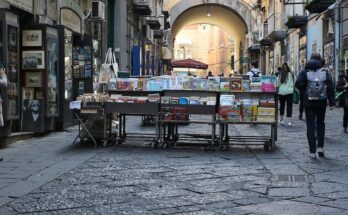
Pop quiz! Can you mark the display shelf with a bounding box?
[104,102,159,114]
[108,90,163,97]
[161,104,216,115]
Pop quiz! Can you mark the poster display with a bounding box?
[7,25,19,118]
[73,46,92,79]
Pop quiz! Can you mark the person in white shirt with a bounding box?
[247,61,261,81]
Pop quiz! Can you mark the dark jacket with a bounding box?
[295,58,335,108]
[336,75,348,107]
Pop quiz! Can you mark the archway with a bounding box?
[171,4,249,73]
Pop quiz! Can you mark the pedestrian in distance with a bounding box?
[277,63,294,126]
[247,61,261,81]
[336,71,348,133]
[206,71,213,79]
[295,53,335,159]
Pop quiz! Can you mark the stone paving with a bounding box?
[0,104,348,214]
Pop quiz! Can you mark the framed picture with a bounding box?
[22,30,42,47]
[36,91,44,99]
[22,50,45,69]
[22,88,34,100]
[25,72,42,87]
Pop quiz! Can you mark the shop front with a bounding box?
[0,9,20,137]
[56,7,94,129]
[323,16,335,79]
[21,26,60,133]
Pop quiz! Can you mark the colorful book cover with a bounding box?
[220,77,230,92]
[231,77,242,91]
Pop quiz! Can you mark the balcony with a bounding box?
[248,44,261,53]
[259,23,273,47]
[305,0,335,13]
[133,0,152,15]
[267,13,286,42]
[146,17,161,30]
[285,16,308,29]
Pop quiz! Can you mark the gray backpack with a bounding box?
[306,69,327,101]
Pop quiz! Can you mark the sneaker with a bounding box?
[309,153,316,159]
[280,120,284,125]
[288,121,292,126]
[317,147,324,157]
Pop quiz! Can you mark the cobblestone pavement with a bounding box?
[0,105,348,214]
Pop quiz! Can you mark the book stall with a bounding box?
[102,74,278,151]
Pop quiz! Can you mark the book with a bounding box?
[231,77,243,91]
[220,95,235,106]
[220,77,230,92]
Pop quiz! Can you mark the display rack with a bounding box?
[217,91,278,151]
[100,75,278,151]
[158,90,218,149]
[104,90,162,146]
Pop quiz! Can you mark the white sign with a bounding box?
[69,101,81,110]
[7,0,33,13]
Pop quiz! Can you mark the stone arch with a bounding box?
[169,0,256,33]
[170,2,253,72]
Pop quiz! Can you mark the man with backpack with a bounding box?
[295,53,335,159]
[247,61,261,81]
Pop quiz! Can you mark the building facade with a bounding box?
[0,0,107,138]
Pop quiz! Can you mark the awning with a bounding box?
[171,58,208,69]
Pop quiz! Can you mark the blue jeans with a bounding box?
[305,107,326,153]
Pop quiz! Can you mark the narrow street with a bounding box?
[0,105,347,215]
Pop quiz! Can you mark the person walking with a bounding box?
[295,53,335,158]
[298,88,305,120]
[277,63,294,126]
[247,61,261,81]
[336,71,348,133]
